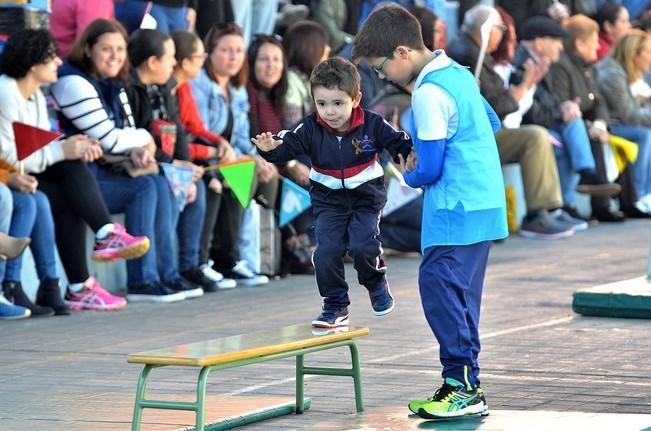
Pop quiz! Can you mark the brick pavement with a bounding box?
[1,220,650,430]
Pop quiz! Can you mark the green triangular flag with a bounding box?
[219,159,256,208]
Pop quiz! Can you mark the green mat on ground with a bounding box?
[572,276,651,318]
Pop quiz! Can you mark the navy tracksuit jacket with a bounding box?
[259,107,412,309]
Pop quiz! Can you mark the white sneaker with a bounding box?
[640,194,651,212]
[227,260,269,287]
[200,261,236,289]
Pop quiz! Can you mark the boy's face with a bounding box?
[313,86,362,132]
[367,46,415,87]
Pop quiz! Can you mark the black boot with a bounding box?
[2,281,54,317]
[36,278,70,316]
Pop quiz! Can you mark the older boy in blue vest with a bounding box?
[353,4,508,419]
[252,57,412,329]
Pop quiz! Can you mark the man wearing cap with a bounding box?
[513,16,622,225]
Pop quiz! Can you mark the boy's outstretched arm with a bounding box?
[377,118,413,162]
[251,132,283,152]
[251,121,311,164]
[402,139,445,189]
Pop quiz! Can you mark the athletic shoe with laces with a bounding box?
[416,377,488,419]
[551,208,588,231]
[65,277,127,311]
[519,210,575,239]
[92,223,150,262]
[201,260,236,289]
[165,277,204,299]
[225,260,269,287]
[181,267,218,292]
[369,284,395,316]
[0,293,30,320]
[408,385,488,415]
[311,306,350,328]
[126,281,185,303]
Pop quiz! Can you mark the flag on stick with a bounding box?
[214,158,256,208]
[279,178,311,227]
[12,122,63,161]
[160,163,194,211]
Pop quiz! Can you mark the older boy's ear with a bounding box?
[395,46,413,59]
[353,92,362,108]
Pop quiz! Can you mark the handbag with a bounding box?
[97,153,159,178]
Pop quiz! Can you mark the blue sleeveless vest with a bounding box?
[414,61,508,249]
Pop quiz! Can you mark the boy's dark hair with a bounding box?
[171,31,200,63]
[128,29,171,69]
[0,29,58,79]
[310,56,360,99]
[352,4,425,60]
[410,5,438,51]
[68,19,129,81]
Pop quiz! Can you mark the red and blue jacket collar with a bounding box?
[316,106,365,137]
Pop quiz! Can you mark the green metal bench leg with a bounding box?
[195,366,211,431]
[131,365,154,431]
[349,343,364,412]
[296,354,305,414]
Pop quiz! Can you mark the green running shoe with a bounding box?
[416,378,488,419]
[409,386,487,415]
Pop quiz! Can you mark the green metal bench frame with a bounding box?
[130,332,365,431]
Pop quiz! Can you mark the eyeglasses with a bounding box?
[191,52,208,60]
[372,50,395,75]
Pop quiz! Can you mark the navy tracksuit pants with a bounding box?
[419,241,491,388]
[313,205,387,310]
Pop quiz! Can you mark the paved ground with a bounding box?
[1,219,651,431]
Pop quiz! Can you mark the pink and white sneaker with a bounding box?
[92,223,150,262]
[65,277,127,311]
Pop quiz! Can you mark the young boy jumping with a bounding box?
[352,4,508,419]
[252,56,412,329]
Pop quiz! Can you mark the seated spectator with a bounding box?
[596,2,632,60]
[551,14,648,218]
[126,28,209,298]
[0,29,147,312]
[170,30,237,289]
[50,0,114,58]
[596,30,651,213]
[312,0,354,55]
[514,16,621,225]
[50,19,186,302]
[410,5,445,51]
[0,177,33,319]
[191,22,269,286]
[495,1,597,39]
[283,20,331,127]
[447,5,575,239]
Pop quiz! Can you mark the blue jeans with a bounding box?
[231,0,279,46]
[0,183,13,281]
[551,119,596,206]
[5,190,58,282]
[609,123,651,197]
[177,180,206,272]
[89,163,159,287]
[151,174,181,282]
[149,3,188,32]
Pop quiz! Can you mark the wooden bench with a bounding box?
[127,324,369,431]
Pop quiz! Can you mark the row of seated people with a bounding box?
[3,1,651,320]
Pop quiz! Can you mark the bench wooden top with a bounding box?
[127,324,369,367]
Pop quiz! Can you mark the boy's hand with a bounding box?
[251,132,283,152]
[398,150,417,173]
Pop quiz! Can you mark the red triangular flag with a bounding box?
[12,122,63,161]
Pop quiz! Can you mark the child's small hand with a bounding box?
[398,149,417,173]
[251,132,283,152]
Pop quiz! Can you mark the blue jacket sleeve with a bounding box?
[375,115,412,162]
[403,138,446,188]
[483,96,502,133]
[258,120,312,164]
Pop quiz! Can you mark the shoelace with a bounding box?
[432,383,458,402]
